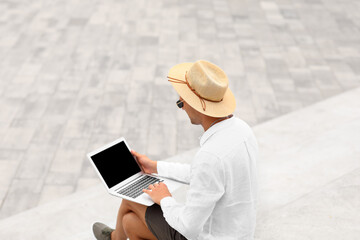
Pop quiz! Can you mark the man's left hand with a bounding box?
[143,182,172,205]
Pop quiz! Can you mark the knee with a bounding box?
[121,199,131,207]
[122,212,137,236]
[119,199,131,214]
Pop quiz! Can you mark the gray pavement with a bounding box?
[0,0,360,219]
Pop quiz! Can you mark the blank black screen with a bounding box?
[91,141,141,188]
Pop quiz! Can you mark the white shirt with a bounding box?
[157,117,258,240]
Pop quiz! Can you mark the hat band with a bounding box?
[167,72,223,111]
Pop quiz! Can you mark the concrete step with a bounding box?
[254,87,360,239]
[0,88,359,240]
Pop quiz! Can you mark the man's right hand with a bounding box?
[131,150,158,174]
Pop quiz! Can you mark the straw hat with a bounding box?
[168,60,236,117]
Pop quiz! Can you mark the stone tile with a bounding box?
[57,137,89,151]
[178,43,198,62]
[38,185,74,205]
[252,91,280,122]
[14,93,50,119]
[297,89,323,107]
[106,69,131,85]
[270,77,296,92]
[283,47,307,68]
[2,82,33,99]
[0,149,24,162]
[10,118,39,129]
[265,57,289,78]
[125,82,153,110]
[76,177,100,192]
[102,84,129,107]
[85,72,108,90]
[158,47,178,65]
[274,91,303,114]
[333,72,360,90]
[0,97,22,123]
[49,149,86,174]
[0,178,42,219]
[0,127,35,150]
[92,106,125,135]
[16,143,56,179]
[247,72,273,92]
[0,160,19,206]
[289,68,317,90]
[45,171,78,186]
[221,59,246,77]
[147,110,177,160]
[133,47,158,68]
[121,114,151,154]
[31,120,65,146]
[176,119,202,154]
[79,158,99,180]
[70,90,103,118]
[62,118,95,139]
[242,53,266,72]
[43,91,77,118]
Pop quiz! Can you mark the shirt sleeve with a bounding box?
[160,151,225,239]
[157,161,191,184]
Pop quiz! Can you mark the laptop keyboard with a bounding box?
[117,175,163,199]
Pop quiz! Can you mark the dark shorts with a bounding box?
[145,204,187,240]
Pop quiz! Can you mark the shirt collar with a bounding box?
[199,116,235,147]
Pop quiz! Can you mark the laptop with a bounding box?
[87,137,185,206]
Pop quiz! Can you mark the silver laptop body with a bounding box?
[87,137,185,206]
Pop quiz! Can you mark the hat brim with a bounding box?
[168,62,236,117]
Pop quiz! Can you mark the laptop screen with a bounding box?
[91,141,141,189]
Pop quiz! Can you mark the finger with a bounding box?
[148,184,155,190]
[142,189,151,194]
[131,150,139,156]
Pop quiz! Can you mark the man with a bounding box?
[93,60,258,240]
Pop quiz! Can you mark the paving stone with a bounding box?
[270,77,296,92]
[147,108,177,159]
[92,106,125,135]
[62,118,95,139]
[49,149,86,174]
[335,73,360,90]
[176,119,202,154]
[125,82,153,110]
[16,143,56,179]
[344,57,360,74]
[0,149,24,162]
[0,127,35,150]
[283,47,307,68]
[0,160,19,207]
[45,171,78,186]
[265,57,290,78]
[289,68,317,90]
[252,91,280,122]
[0,178,42,220]
[0,98,22,124]
[31,120,65,146]
[38,185,74,205]
[75,177,100,192]
[297,89,323,107]
[231,75,258,126]
[158,47,178,65]
[242,52,266,72]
